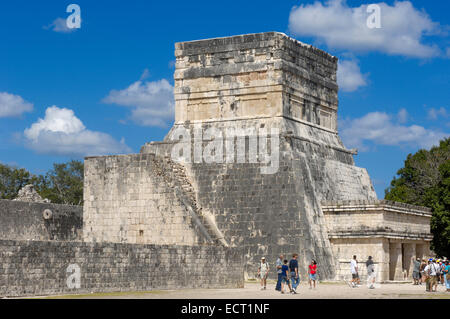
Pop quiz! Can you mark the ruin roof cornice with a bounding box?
[175,31,338,62]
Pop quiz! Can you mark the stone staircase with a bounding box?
[150,154,228,247]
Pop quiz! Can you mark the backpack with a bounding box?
[435,264,441,275]
[426,265,432,276]
[260,262,269,271]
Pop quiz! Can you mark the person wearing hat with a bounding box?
[434,259,442,290]
[424,258,439,292]
[257,257,269,290]
[424,259,434,292]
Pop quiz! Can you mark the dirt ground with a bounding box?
[27,280,450,299]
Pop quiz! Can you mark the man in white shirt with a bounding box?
[350,255,360,287]
[424,259,438,292]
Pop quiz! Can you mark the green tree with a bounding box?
[385,138,450,256]
[40,160,84,206]
[0,163,43,199]
[426,161,450,256]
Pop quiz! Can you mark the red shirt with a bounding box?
[309,264,317,274]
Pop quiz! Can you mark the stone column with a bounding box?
[378,238,390,282]
[389,241,403,281]
[403,243,415,278]
[416,243,424,260]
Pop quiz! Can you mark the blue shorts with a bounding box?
[281,276,289,284]
[309,274,317,280]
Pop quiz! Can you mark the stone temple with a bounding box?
[83,32,432,281]
[0,32,433,297]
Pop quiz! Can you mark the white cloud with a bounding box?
[289,0,442,58]
[103,78,174,127]
[24,106,131,156]
[337,59,367,92]
[340,111,448,150]
[0,92,33,118]
[44,17,77,33]
[427,107,448,120]
[397,108,409,123]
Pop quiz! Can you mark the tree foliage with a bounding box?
[0,160,84,206]
[39,160,84,205]
[0,164,43,199]
[385,138,450,256]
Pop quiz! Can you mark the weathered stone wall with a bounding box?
[125,32,377,280]
[0,240,244,297]
[329,238,389,282]
[322,200,432,240]
[83,154,210,245]
[174,32,338,131]
[323,200,432,281]
[140,121,376,280]
[0,200,82,241]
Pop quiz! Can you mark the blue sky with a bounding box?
[1,0,449,197]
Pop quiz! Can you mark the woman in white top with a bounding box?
[257,257,269,290]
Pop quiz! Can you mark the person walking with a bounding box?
[433,259,440,291]
[257,257,269,290]
[443,260,450,292]
[412,257,421,285]
[424,259,432,292]
[275,254,284,292]
[308,259,317,289]
[424,259,438,292]
[366,256,376,289]
[438,260,445,286]
[350,255,360,287]
[420,259,427,285]
[289,254,300,294]
[280,259,291,294]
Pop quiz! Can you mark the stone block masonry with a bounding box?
[0,31,429,296]
[322,200,432,281]
[83,153,219,245]
[0,240,244,297]
[93,32,379,281]
[174,32,338,131]
[0,200,82,241]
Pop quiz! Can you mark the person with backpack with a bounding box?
[257,257,269,290]
[289,254,299,294]
[424,259,439,292]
